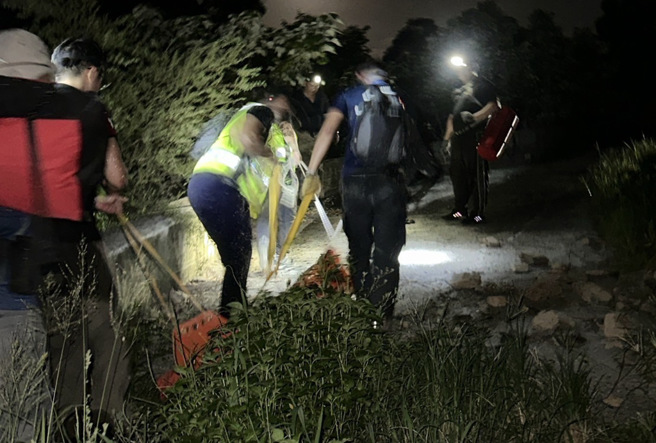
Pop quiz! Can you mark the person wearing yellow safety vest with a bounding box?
[187,94,291,319]
[255,121,302,273]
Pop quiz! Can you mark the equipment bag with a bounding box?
[190,109,237,160]
[476,105,519,161]
[350,85,406,169]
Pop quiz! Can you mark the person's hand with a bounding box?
[301,173,321,198]
[279,121,295,138]
[95,193,128,215]
[460,111,475,125]
[441,139,451,155]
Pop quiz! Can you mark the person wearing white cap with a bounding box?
[0,28,54,443]
[0,31,130,438]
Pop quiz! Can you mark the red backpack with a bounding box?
[477,105,519,161]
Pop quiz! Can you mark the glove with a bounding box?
[460,111,475,125]
[301,173,321,198]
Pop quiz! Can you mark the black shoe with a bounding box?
[442,210,467,221]
[405,218,415,224]
[462,215,485,225]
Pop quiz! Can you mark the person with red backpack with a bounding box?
[301,62,407,324]
[441,56,498,225]
[0,33,130,434]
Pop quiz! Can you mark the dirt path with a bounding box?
[245,153,608,307]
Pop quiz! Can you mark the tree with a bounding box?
[596,0,656,145]
[3,0,343,216]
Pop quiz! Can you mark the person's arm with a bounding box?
[96,136,128,214]
[307,109,344,174]
[234,113,273,158]
[104,136,128,192]
[280,121,302,164]
[444,114,454,141]
[471,101,499,124]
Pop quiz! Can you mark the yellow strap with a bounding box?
[266,191,314,283]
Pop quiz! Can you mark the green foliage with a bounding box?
[262,13,343,88]
[3,0,343,219]
[148,286,601,442]
[154,288,383,442]
[584,138,656,269]
[101,8,268,215]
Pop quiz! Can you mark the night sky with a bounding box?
[262,0,604,55]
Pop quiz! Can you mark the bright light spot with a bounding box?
[204,232,215,258]
[450,56,467,67]
[312,75,322,84]
[399,249,452,266]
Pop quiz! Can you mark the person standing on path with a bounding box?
[301,62,407,321]
[442,56,498,225]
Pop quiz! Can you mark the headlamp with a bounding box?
[450,56,467,68]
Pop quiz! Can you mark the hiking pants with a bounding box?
[188,173,252,317]
[450,130,489,217]
[342,173,406,317]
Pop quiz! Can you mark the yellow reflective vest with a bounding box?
[192,103,287,219]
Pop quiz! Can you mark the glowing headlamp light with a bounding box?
[450,56,467,68]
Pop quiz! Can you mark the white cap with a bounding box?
[0,28,54,81]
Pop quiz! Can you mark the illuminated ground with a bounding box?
[245,152,609,315]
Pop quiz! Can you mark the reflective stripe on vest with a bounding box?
[193,147,242,177]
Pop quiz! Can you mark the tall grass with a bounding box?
[584,138,656,270]
[146,284,604,442]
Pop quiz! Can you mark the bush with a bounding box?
[584,138,656,269]
[148,287,599,442]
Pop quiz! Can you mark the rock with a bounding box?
[550,262,569,272]
[524,276,563,305]
[483,236,501,248]
[520,252,550,267]
[603,312,628,339]
[574,281,613,304]
[513,262,530,273]
[451,272,482,290]
[486,295,507,308]
[532,310,559,332]
[603,395,624,408]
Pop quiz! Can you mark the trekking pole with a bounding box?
[116,213,205,313]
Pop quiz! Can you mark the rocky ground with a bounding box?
[176,151,656,423]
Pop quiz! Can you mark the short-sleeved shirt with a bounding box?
[291,90,329,136]
[451,76,497,133]
[331,80,390,177]
[0,76,116,242]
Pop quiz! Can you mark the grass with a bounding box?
[583,137,656,270]
[5,246,656,442]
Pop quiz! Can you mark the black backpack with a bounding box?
[350,85,407,169]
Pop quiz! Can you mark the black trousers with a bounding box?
[44,238,131,417]
[450,130,489,217]
[342,173,406,317]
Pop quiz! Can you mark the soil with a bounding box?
[177,152,656,423]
